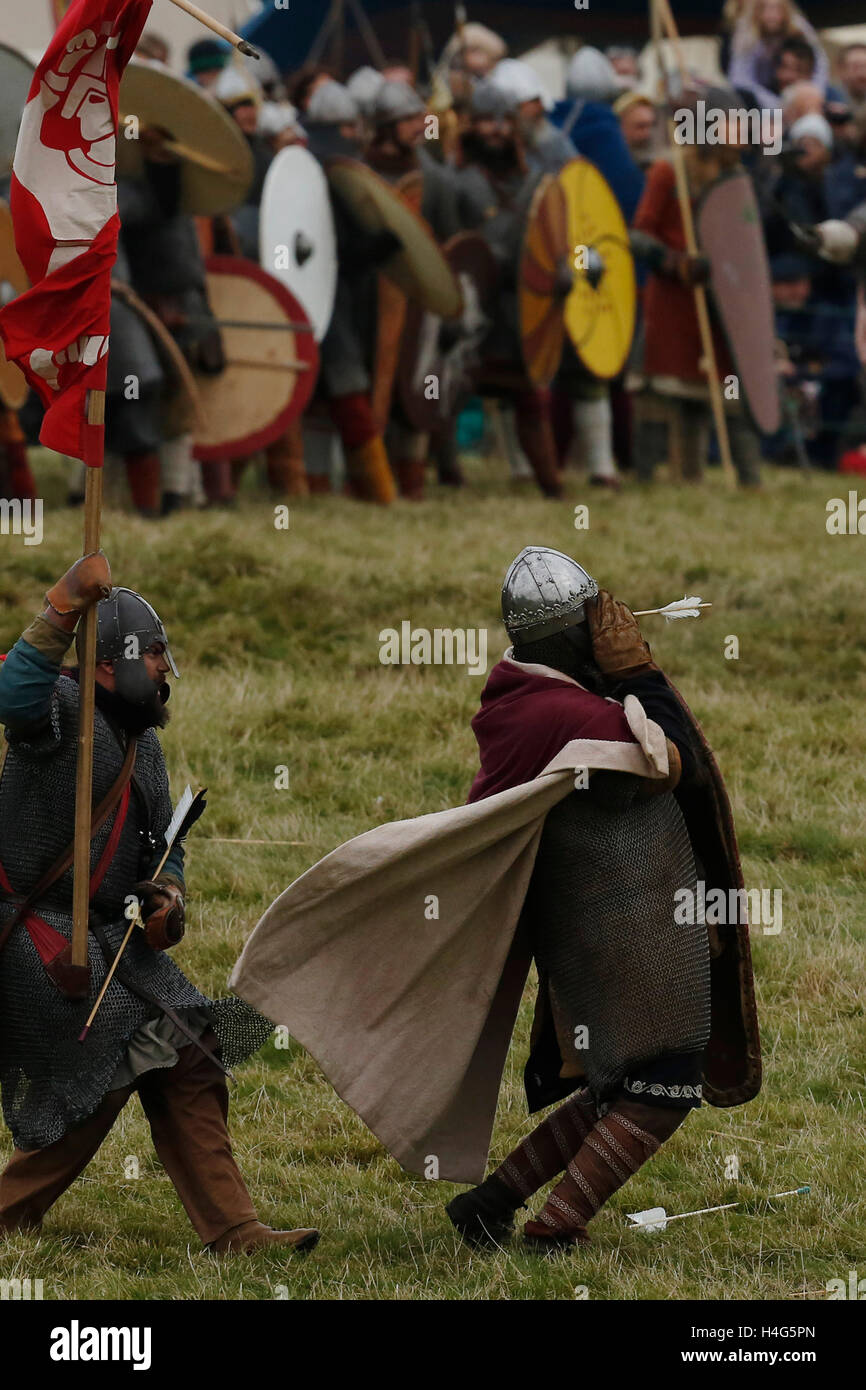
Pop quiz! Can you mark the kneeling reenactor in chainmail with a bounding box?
[447,546,760,1249]
[0,555,318,1254]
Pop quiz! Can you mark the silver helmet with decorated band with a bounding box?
[501,546,598,644]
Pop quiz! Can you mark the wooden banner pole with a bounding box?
[164,0,260,57]
[651,0,737,490]
[70,392,105,967]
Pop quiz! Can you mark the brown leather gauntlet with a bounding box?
[44,552,112,619]
[587,589,657,682]
[134,878,185,951]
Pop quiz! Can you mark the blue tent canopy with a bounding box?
[241,1,738,78]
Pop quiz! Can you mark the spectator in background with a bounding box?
[137,32,170,66]
[444,22,507,80]
[769,253,860,468]
[774,35,818,93]
[605,46,641,89]
[774,37,848,107]
[838,44,866,122]
[826,110,866,221]
[289,66,338,115]
[614,92,658,169]
[728,0,829,109]
[186,37,231,89]
[781,80,824,127]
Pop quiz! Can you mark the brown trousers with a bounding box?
[0,1036,257,1245]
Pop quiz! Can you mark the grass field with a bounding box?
[1,452,864,1301]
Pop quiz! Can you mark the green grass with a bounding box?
[1,452,864,1300]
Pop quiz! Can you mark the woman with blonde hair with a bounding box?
[728,0,829,108]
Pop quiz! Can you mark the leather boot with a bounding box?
[125,451,161,517]
[394,458,426,500]
[208,1220,320,1255]
[345,436,397,504]
[523,1100,688,1249]
[446,1173,523,1248]
[514,393,563,498]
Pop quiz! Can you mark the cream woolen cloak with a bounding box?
[229,695,669,1185]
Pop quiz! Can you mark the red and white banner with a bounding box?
[0,0,151,465]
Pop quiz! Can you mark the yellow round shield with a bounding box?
[519,173,569,387]
[560,158,636,379]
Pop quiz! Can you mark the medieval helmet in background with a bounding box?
[370,80,425,128]
[92,587,179,706]
[501,546,598,644]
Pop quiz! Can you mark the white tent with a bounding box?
[0,0,265,73]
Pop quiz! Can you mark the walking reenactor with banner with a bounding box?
[0,560,318,1254]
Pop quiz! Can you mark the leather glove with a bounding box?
[134,878,185,952]
[662,250,711,287]
[44,552,111,616]
[586,589,657,682]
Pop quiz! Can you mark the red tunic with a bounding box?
[633,159,733,384]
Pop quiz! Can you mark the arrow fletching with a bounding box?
[626,1206,668,1232]
[632,596,712,621]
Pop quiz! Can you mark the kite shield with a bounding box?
[193,256,319,463]
[398,231,498,431]
[0,199,29,409]
[117,60,253,216]
[326,156,463,318]
[696,169,781,435]
[560,158,636,380]
[259,145,337,343]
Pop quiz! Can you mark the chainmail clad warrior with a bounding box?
[0,554,318,1255]
[629,91,763,488]
[451,80,563,499]
[303,80,406,504]
[446,547,761,1248]
[364,80,463,500]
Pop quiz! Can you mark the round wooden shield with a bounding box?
[193,256,319,463]
[398,231,498,431]
[697,169,781,436]
[0,42,34,176]
[560,158,636,380]
[326,156,463,319]
[117,61,253,216]
[0,199,29,410]
[519,173,569,387]
[260,145,337,343]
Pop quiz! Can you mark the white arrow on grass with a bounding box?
[627,1185,810,1233]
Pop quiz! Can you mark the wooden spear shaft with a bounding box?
[163,0,260,57]
[651,0,737,490]
[70,391,105,968]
